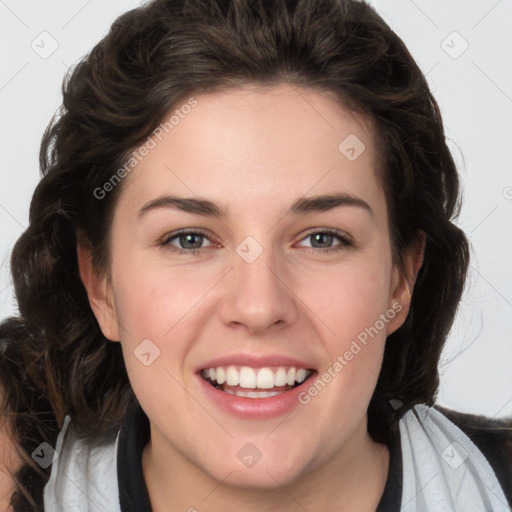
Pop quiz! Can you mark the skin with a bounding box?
[78,83,424,511]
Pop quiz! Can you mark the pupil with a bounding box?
[182,234,201,249]
[313,233,332,248]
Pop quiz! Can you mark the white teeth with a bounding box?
[239,367,256,388]
[201,365,312,389]
[216,367,226,384]
[224,389,285,398]
[296,368,307,383]
[274,367,287,386]
[286,367,296,386]
[226,366,238,386]
[256,368,275,389]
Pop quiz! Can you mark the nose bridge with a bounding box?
[221,233,297,333]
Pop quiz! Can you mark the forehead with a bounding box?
[117,83,383,218]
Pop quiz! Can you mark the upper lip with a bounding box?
[196,353,316,372]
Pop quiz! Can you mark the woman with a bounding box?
[0,0,511,510]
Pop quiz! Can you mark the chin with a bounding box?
[199,448,311,490]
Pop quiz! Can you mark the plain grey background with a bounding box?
[0,0,511,418]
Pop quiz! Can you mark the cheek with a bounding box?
[111,251,209,337]
[303,257,392,340]
[298,253,394,406]
[110,258,218,394]
[111,263,204,410]
[300,262,393,422]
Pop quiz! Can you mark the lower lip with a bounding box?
[197,372,317,420]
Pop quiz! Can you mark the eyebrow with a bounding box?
[137,192,374,220]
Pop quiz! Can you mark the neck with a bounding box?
[142,416,390,512]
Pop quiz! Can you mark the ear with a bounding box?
[76,237,120,342]
[386,231,426,336]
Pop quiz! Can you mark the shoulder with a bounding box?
[44,416,121,512]
[433,403,512,505]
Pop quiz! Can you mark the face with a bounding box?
[79,83,421,489]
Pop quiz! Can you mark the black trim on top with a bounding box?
[117,400,512,511]
[117,400,153,512]
[376,419,403,511]
[117,400,403,511]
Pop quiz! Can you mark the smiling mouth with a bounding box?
[199,365,315,398]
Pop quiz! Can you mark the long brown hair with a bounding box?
[0,0,470,509]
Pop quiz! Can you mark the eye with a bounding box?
[296,229,352,253]
[159,229,217,254]
[158,228,352,255]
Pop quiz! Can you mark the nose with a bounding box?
[218,240,299,335]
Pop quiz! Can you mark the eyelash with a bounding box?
[158,228,352,255]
